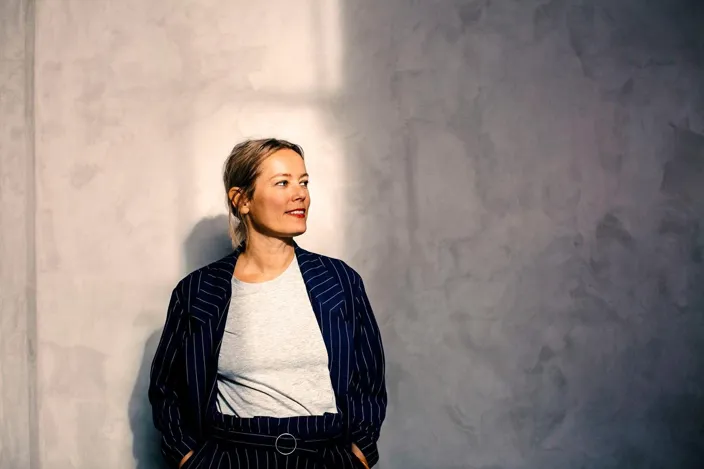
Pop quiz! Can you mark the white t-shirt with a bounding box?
[215,257,339,418]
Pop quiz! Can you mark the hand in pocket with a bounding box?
[350,443,370,469]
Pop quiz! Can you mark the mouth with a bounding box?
[286,209,306,219]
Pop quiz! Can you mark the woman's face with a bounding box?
[239,149,310,238]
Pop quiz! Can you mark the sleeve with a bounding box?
[347,274,388,467]
[148,286,199,467]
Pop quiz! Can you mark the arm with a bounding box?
[348,274,388,468]
[149,286,199,468]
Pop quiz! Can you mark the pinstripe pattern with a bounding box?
[149,242,387,468]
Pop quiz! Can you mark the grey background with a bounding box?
[1,0,703,468]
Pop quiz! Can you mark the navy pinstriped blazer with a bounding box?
[149,241,387,467]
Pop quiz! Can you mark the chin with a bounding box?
[281,224,307,237]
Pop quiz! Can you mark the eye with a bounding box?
[275,180,288,187]
[301,180,309,187]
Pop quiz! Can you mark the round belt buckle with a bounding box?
[275,432,297,456]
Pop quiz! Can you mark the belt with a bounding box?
[208,428,347,456]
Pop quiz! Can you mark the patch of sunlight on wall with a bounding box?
[245,0,343,95]
[188,0,345,259]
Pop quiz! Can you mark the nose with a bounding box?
[292,185,307,201]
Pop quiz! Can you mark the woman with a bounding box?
[149,138,387,469]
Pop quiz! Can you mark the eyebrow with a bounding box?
[269,173,309,180]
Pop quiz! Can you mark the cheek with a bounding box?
[254,193,287,220]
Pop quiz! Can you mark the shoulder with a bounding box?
[299,247,363,286]
[172,251,237,298]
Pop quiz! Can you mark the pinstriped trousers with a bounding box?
[181,411,367,469]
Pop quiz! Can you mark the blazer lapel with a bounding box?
[295,243,352,398]
[184,244,241,431]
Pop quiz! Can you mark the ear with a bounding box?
[229,187,249,214]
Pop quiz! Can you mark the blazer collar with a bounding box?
[194,240,340,322]
[208,239,313,282]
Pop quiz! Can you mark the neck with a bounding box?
[238,232,295,275]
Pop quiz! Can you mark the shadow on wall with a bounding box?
[129,215,233,469]
[129,331,167,469]
[183,215,235,273]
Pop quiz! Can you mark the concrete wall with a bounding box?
[1,0,703,468]
[340,1,704,468]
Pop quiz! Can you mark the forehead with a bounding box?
[259,149,307,175]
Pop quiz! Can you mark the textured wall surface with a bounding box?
[0,0,36,467]
[338,1,704,468]
[1,0,703,468]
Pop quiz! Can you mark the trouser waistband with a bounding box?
[206,411,347,456]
